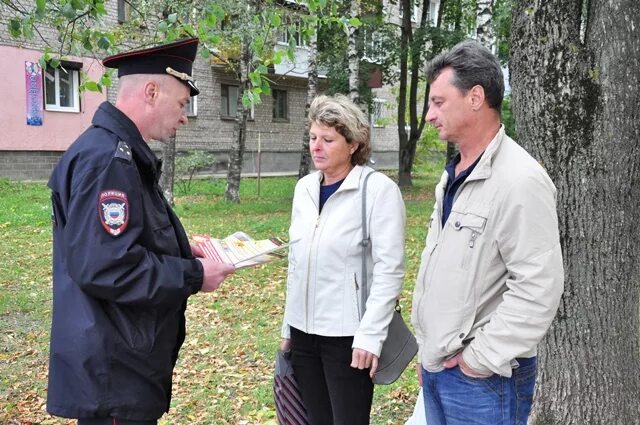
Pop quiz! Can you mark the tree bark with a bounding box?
[476,0,496,53]
[159,136,176,206]
[510,0,640,423]
[224,39,251,203]
[298,20,318,179]
[348,0,360,104]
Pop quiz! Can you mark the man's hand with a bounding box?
[442,352,492,378]
[351,348,379,379]
[197,258,235,292]
[416,363,423,387]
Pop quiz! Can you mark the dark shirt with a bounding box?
[442,153,482,226]
[319,178,345,212]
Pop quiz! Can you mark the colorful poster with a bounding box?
[25,61,43,126]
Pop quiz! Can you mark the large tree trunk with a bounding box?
[298,21,318,179]
[348,0,360,104]
[225,40,251,203]
[159,136,176,206]
[510,0,640,423]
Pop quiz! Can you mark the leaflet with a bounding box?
[192,231,288,269]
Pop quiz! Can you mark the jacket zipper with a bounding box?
[305,214,320,331]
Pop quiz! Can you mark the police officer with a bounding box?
[46,38,235,425]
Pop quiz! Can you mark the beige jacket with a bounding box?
[411,126,564,377]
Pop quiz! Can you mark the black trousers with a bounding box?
[78,418,157,425]
[290,327,374,425]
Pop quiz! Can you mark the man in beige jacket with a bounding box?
[411,40,564,425]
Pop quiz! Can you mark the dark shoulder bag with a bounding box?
[360,171,418,385]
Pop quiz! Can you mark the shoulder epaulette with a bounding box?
[114,140,132,162]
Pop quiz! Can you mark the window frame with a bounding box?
[371,98,388,128]
[43,64,81,113]
[184,95,197,117]
[220,83,254,120]
[272,89,289,121]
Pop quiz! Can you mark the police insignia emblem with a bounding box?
[99,190,129,236]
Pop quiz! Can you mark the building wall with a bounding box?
[0,0,403,180]
[0,46,106,152]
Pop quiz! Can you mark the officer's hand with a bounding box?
[191,244,205,258]
[197,259,235,292]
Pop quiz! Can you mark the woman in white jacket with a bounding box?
[280,94,406,424]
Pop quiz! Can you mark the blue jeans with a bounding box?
[422,357,537,425]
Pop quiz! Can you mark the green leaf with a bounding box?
[158,21,168,33]
[249,72,262,87]
[22,20,34,39]
[94,2,106,15]
[97,36,111,50]
[62,3,77,19]
[168,13,178,24]
[8,19,21,38]
[71,0,86,10]
[83,81,101,92]
[100,73,112,86]
[270,14,281,27]
[38,56,47,69]
[35,0,46,17]
[348,17,361,27]
[257,64,268,74]
[241,93,252,108]
[49,58,60,69]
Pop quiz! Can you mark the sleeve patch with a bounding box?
[99,190,129,236]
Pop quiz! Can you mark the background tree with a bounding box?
[510,0,640,423]
[297,15,318,179]
[475,0,495,52]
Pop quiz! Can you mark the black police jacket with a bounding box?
[46,101,204,420]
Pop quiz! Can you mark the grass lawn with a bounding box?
[0,160,442,425]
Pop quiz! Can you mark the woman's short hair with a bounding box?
[308,94,371,166]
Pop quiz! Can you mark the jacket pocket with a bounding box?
[104,303,158,353]
[449,211,487,270]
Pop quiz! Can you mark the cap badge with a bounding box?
[166,67,193,82]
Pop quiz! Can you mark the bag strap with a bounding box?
[360,170,377,319]
[359,170,401,321]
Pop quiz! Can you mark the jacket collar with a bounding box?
[305,165,369,209]
[92,101,162,182]
[310,165,368,190]
[466,124,507,182]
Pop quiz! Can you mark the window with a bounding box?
[363,30,385,64]
[426,1,438,24]
[184,96,197,117]
[272,89,288,121]
[44,64,80,113]
[117,0,132,23]
[371,98,387,127]
[277,20,305,47]
[221,84,239,117]
[220,84,254,119]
